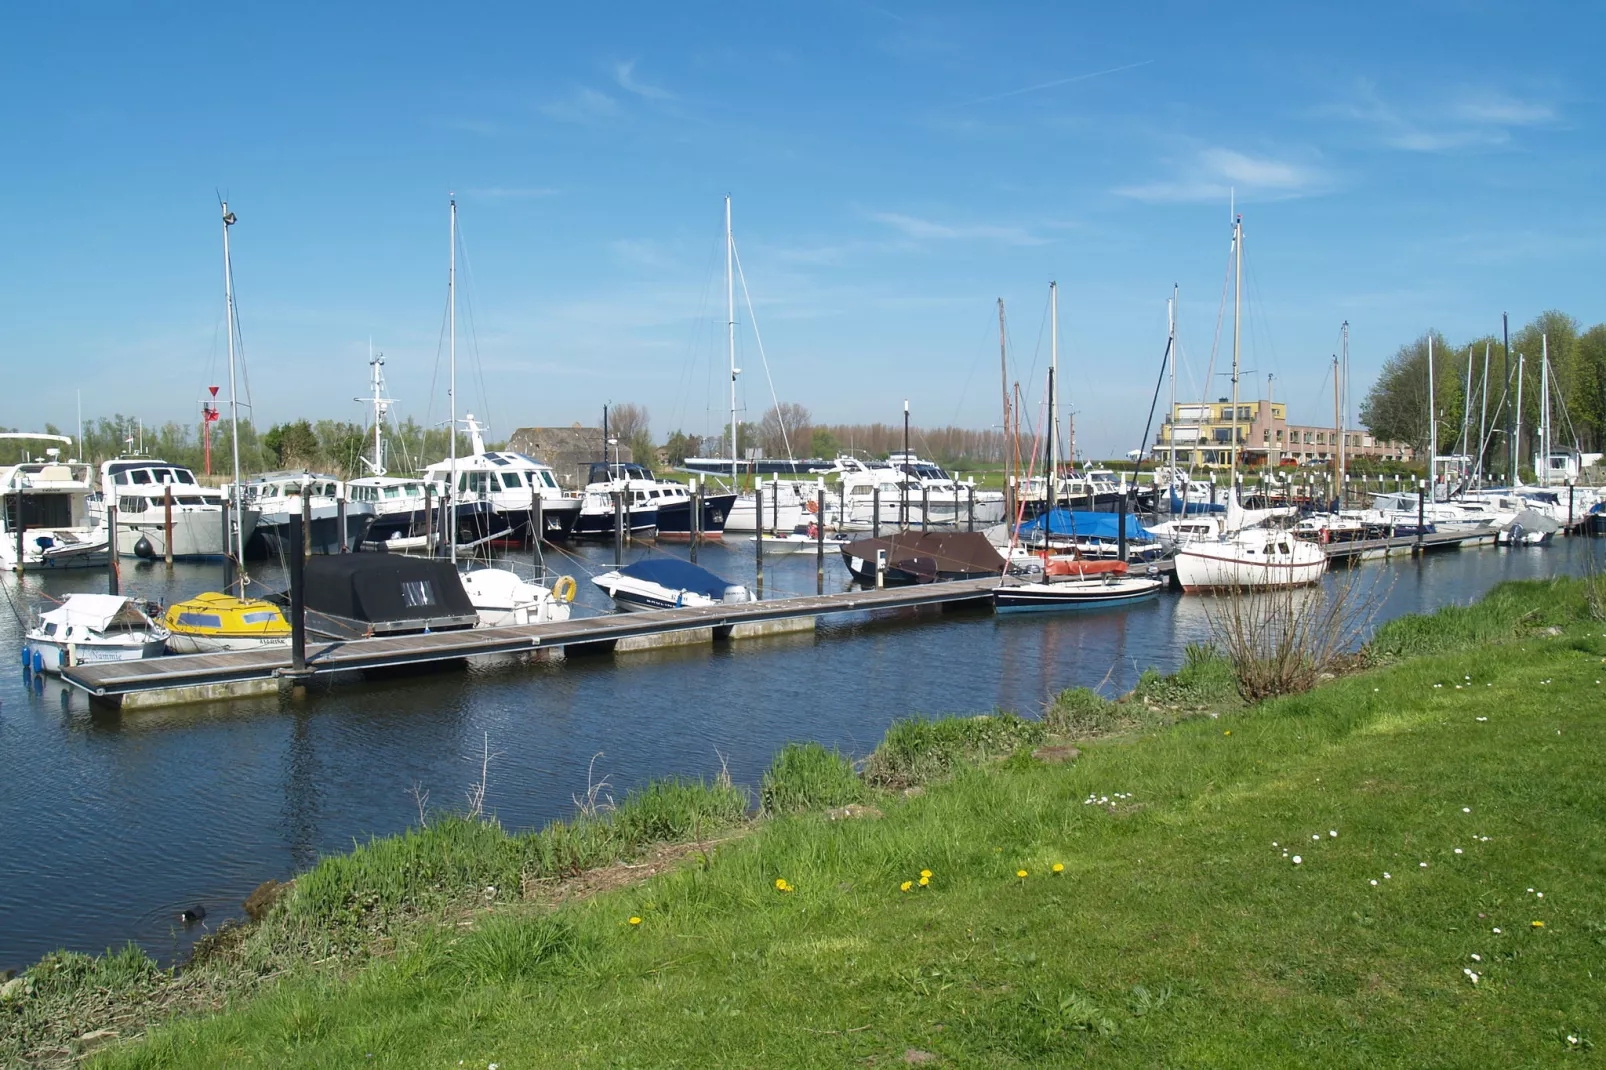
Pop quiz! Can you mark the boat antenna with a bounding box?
[222,201,247,587]
[358,342,393,476]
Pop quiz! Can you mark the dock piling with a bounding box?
[921,484,929,532]
[613,490,624,565]
[107,502,119,595]
[875,547,887,588]
[1415,480,1426,555]
[163,484,174,567]
[218,500,231,593]
[289,514,306,672]
[967,485,975,531]
[872,486,881,539]
[815,478,825,594]
[338,490,348,553]
[532,490,544,575]
[690,480,701,564]
[755,481,764,597]
[1117,490,1129,562]
[12,491,24,576]
[301,493,312,559]
[424,484,434,556]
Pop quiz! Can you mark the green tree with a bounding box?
[810,426,841,458]
[264,419,319,469]
[662,431,701,467]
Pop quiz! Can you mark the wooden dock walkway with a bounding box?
[1319,525,1499,562]
[61,578,1001,706]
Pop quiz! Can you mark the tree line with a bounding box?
[1361,310,1606,476]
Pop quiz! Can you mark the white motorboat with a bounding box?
[23,594,170,674]
[423,417,581,543]
[591,559,752,611]
[0,437,108,571]
[1174,528,1326,592]
[235,472,375,556]
[751,520,848,554]
[92,458,260,560]
[573,462,737,539]
[459,567,576,627]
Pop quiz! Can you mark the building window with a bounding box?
[1262,429,1270,441]
[1276,430,1284,441]
[1238,406,1254,420]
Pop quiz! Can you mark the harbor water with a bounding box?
[0,536,1601,970]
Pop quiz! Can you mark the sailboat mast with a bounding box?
[1427,334,1437,497]
[1478,343,1490,488]
[1460,345,1473,474]
[221,202,245,579]
[1540,334,1551,487]
[1167,286,1177,469]
[369,343,387,475]
[449,196,458,566]
[1229,215,1241,488]
[1049,281,1058,503]
[1332,354,1341,495]
[1340,319,1350,481]
[997,298,1010,499]
[726,196,738,486]
[1513,352,1525,483]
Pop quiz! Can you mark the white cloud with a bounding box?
[1327,82,1556,153]
[538,87,619,123]
[1115,147,1329,203]
[611,60,676,102]
[867,211,1049,245]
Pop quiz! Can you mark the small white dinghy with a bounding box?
[459,568,577,627]
[750,521,848,555]
[23,593,170,674]
[591,559,751,611]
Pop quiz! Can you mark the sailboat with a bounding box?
[1175,215,1326,592]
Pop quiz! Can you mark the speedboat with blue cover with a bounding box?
[591,559,752,611]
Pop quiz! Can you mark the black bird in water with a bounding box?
[178,904,206,924]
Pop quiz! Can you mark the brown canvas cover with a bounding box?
[839,531,1005,581]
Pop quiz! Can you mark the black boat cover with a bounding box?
[839,531,1005,581]
[302,555,477,625]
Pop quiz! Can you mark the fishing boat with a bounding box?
[459,567,576,627]
[591,559,752,611]
[163,593,290,654]
[993,572,1164,613]
[23,594,169,674]
[0,437,109,571]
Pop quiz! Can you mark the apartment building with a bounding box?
[1152,398,1415,467]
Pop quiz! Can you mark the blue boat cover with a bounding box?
[1167,489,1227,514]
[619,558,736,598]
[1016,510,1153,540]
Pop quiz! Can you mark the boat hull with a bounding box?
[993,577,1163,613]
[571,506,658,539]
[652,493,738,538]
[165,633,291,655]
[1174,547,1327,592]
[117,508,261,560]
[24,637,167,674]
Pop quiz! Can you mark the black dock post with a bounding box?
[1568,481,1575,532]
[289,515,307,673]
[872,486,881,539]
[967,484,975,531]
[755,481,764,597]
[106,502,120,595]
[921,484,930,532]
[424,484,434,556]
[301,493,313,558]
[613,490,625,565]
[1117,490,1129,562]
[690,480,701,564]
[815,479,825,594]
[163,483,174,567]
[532,490,544,575]
[219,500,232,592]
[1415,480,1426,555]
[13,491,24,577]
[338,490,348,553]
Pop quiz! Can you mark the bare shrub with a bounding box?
[1203,568,1389,702]
[464,733,504,820]
[573,751,616,818]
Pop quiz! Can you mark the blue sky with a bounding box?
[2,1,1600,458]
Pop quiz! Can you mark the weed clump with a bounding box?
[1131,644,1239,710]
[865,713,1044,788]
[760,743,864,815]
[1369,578,1581,660]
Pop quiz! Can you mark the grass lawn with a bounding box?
[35,581,1606,1066]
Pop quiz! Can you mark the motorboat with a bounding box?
[573,482,660,539]
[236,472,376,557]
[830,455,1002,531]
[994,572,1164,613]
[23,594,169,674]
[1174,528,1327,592]
[92,458,260,560]
[887,452,1005,526]
[423,417,581,543]
[572,462,736,539]
[281,554,481,640]
[0,438,109,571]
[751,520,848,555]
[724,477,821,534]
[1147,514,1227,550]
[163,593,290,654]
[459,567,576,627]
[591,558,752,611]
[839,531,1008,585]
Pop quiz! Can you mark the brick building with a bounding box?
[1152,399,1414,468]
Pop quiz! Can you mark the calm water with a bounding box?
[0,536,1600,970]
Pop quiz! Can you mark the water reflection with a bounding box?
[0,536,1600,967]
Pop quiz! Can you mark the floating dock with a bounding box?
[1319,525,1500,562]
[60,578,1001,708]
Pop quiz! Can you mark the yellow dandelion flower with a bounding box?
[774,878,788,891]
[920,869,932,879]
[628,916,642,926]
[900,880,913,892]
[1224,730,1231,736]
[1531,920,1545,928]
[1016,869,1029,879]
[1052,862,1065,874]
[918,875,930,887]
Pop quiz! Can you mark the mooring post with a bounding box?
[13,491,25,576]
[690,479,701,564]
[424,483,434,556]
[875,547,887,589]
[838,479,845,536]
[337,489,348,553]
[301,491,313,559]
[1568,481,1575,531]
[289,513,307,673]
[872,485,881,539]
[163,483,174,567]
[106,502,120,594]
[967,484,975,531]
[755,481,764,596]
[815,478,825,594]
[1117,489,1129,562]
[218,500,231,592]
[773,477,780,532]
[613,489,625,565]
[532,490,544,575]
[1415,479,1426,555]
[921,483,930,532]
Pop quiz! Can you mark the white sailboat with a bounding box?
[1175,214,1326,592]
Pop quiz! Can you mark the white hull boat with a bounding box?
[1175,529,1326,592]
[23,594,170,675]
[592,559,751,611]
[460,568,576,627]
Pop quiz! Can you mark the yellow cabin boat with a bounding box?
[164,593,291,654]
